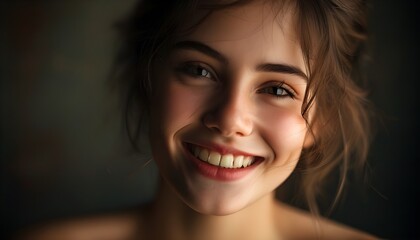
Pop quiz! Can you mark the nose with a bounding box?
[203,91,253,137]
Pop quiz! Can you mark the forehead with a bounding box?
[185,1,297,40]
[173,1,306,74]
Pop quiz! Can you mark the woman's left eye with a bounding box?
[257,84,295,99]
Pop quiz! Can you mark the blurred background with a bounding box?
[1,0,419,239]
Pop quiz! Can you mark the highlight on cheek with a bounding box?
[117,0,376,238]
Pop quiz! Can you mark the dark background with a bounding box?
[1,0,419,239]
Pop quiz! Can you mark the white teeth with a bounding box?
[208,151,221,166]
[220,154,233,168]
[192,146,256,169]
[243,156,252,167]
[233,155,244,168]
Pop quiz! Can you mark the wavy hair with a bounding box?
[114,0,372,216]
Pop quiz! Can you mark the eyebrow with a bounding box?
[173,40,228,64]
[173,40,308,81]
[256,63,308,81]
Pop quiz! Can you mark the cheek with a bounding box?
[149,79,207,170]
[169,84,203,126]
[258,107,307,159]
[151,78,208,138]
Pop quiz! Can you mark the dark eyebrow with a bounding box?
[172,40,227,64]
[173,40,308,81]
[256,63,308,81]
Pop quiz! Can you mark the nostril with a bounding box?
[203,115,252,137]
[203,116,225,135]
[202,98,253,137]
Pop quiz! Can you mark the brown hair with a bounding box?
[292,0,371,215]
[114,0,371,215]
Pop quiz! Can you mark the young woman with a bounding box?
[17,0,377,239]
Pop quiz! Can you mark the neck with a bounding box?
[145,179,280,240]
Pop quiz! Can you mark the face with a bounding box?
[149,1,311,215]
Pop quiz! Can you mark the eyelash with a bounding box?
[177,62,296,99]
[257,82,296,99]
[177,62,216,80]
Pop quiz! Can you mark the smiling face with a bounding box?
[148,1,312,215]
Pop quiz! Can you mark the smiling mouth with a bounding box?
[185,143,262,169]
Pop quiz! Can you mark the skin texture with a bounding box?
[14,2,378,240]
[149,1,310,217]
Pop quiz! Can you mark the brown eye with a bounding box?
[181,63,214,80]
[258,84,295,99]
[262,87,287,96]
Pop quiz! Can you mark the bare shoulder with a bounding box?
[274,201,380,239]
[12,207,148,240]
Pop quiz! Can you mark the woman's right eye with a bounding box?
[178,63,216,80]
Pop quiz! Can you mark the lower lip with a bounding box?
[183,145,261,181]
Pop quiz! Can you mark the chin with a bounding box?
[181,191,253,216]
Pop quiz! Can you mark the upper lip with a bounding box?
[185,141,263,158]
